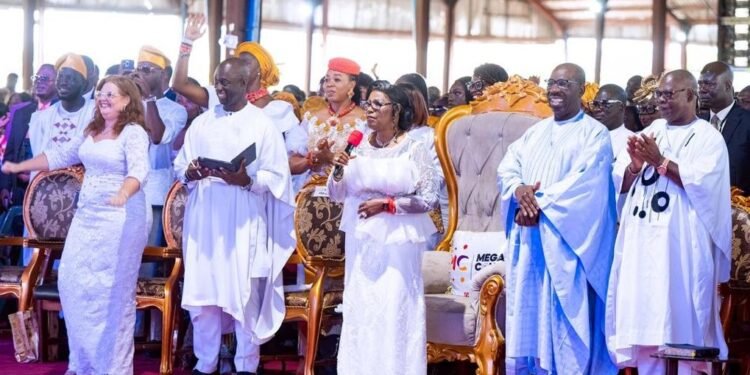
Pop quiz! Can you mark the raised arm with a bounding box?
[172,13,210,108]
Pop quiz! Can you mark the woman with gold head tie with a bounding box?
[286,58,367,190]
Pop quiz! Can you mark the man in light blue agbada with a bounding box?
[497,63,618,374]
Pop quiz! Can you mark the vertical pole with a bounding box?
[23,0,36,91]
[247,0,263,42]
[414,0,430,75]
[207,0,223,84]
[442,0,457,93]
[304,0,315,92]
[594,0,607,83]
[652,0,667,75]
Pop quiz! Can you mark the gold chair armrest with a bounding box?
[0,236,27,247]
[25,238,65,251]
[474,274,506,375]
[143,245,181,258]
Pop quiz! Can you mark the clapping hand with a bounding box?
[633,133,664,167]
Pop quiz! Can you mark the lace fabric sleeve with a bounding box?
[45,134,84,170]
[394,141,439,214]
[122,125,151,184]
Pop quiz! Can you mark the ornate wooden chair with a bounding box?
[425,76,550,374]
[0,167,82,313]
[135,181,187,375]
[720,188,750,375]
[283,179,345,375]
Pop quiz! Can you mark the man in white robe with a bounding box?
[174,58,295,375]
[497,63,618,374]
[591,84,634,218]
[605,70,731,374]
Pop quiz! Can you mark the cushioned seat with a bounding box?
[0,266,23,284]
[425,293,476,347]
[285,290,343,310]
[426,76,545,375]
[136,277,169,298]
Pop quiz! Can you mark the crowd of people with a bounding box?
[0,11,747,375]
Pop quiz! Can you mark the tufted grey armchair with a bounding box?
[425,81,545,374]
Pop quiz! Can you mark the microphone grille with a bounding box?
[347,130,364,146]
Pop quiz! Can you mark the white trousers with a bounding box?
[191,306,260,373]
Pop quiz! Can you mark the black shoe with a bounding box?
[236,372,256,375]
[192,369,218,375]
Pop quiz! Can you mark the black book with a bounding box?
[663,343,720,358]
[197,143,256,173]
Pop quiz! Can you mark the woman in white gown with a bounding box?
[3,76,150,375]
[328,81,438,375]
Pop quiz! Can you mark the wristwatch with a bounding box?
[657,157,670,176]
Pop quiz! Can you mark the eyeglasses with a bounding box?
[466,79,487,92]
[653,88,688,100]
[636,104,658,115]
[589,99,623,110]
[136,65,161,74]
[95,91,122,100]
[545,78,578,89]
[362,100,394,111]
[31,75,52,83]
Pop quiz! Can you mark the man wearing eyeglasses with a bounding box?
[174,58,295,375]
[698,61,750,195]
[498,63,617,374]
[607,69,730,374]
[592,84,633,158]
[0,64,58,210]
[130,46,187,243]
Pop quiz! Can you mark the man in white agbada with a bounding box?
[497,63,618,374]
[173,58,295,375]
[605,70,731,374]
[591,84,634,218]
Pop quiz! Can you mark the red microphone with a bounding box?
[332,130,364,180]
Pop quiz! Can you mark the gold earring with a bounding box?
[348,89,354,98]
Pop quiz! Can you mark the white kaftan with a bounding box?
[46,125,150,375]
[174,104,296,342]
[497,112,618,374]
[605,118,731,369]
[327,137,438,375]
[143,97,187,206]
[610,124,634,219]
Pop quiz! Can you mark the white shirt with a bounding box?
[609,124,633,160]
[143,97,188,206]
[709,101,734,133]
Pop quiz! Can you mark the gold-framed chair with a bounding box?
[0,166,83,313]
[135,181,187,375]
[282,177,346,375]
[719,187,750,375]
[425,76,550,374]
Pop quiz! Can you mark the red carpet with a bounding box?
[0,333,191,375]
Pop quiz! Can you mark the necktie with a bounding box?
[710,114,720,131]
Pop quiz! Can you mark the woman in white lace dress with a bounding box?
[3,76,150,375]
[328,82,438,374]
